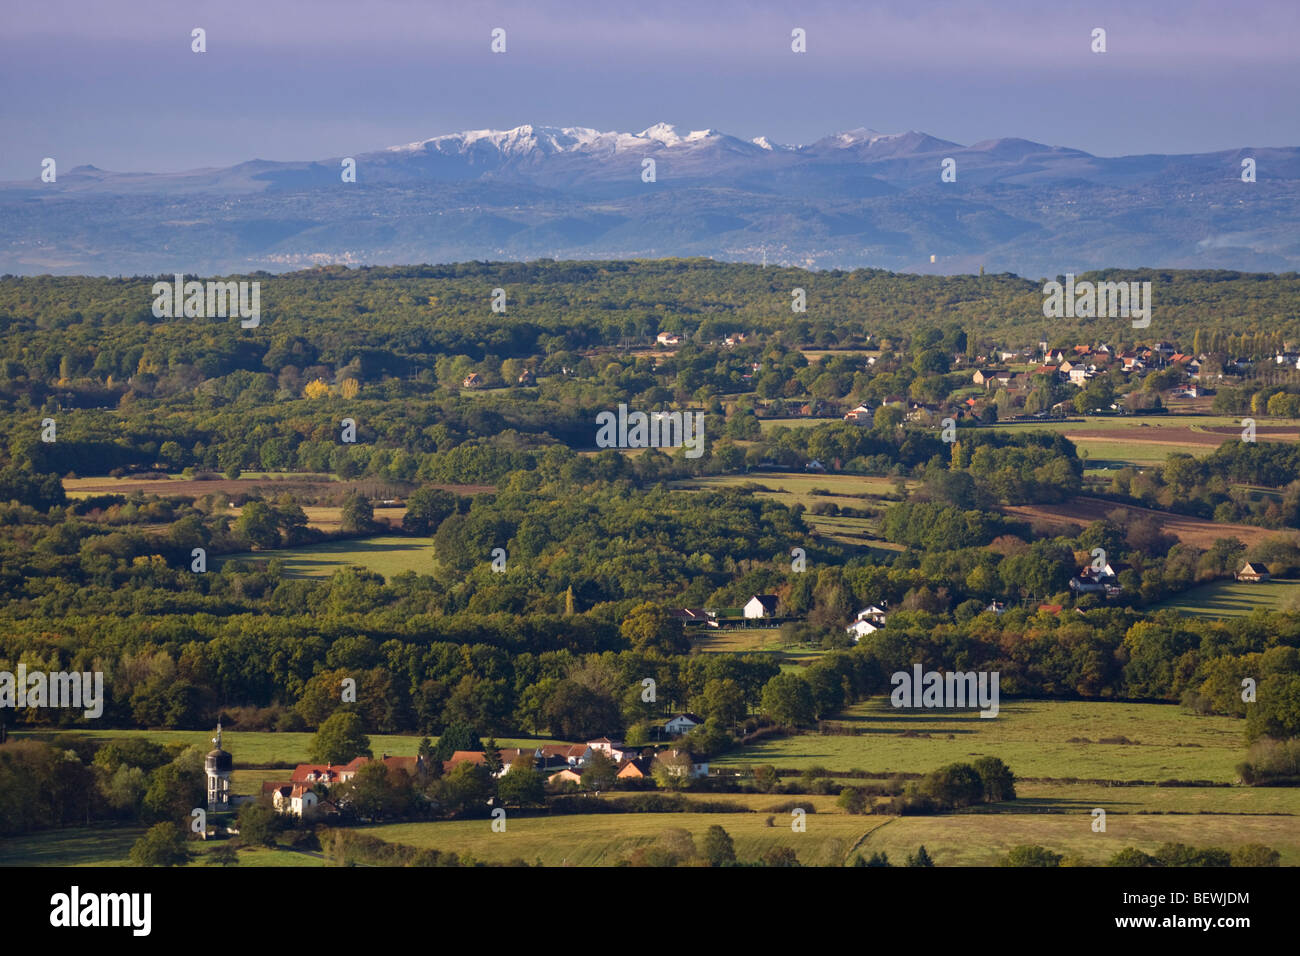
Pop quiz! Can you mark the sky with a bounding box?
[1,0,1297,179]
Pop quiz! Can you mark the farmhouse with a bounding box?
[262,782,321,819]
[656,331,682,346]
[462,372,483,388]
[1237,562,1271,582]
[743,594,779,619]
[664,713,703,736]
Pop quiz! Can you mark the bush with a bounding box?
[1002,845,1062,867]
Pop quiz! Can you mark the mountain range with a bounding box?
[3,123,1298,276]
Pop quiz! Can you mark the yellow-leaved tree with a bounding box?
[304,379,331,399]
[340,378,360,399]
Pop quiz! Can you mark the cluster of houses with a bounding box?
[253,716,714,820]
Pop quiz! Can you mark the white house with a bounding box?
[664,713,703,736]
[743,595,779,619]
[656,332,682,346]
[846,619,880,641]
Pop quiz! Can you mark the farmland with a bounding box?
[363,812,891,867]
[221,535,436,580]
[712,698,1248,783]
[1152,577,1300,618]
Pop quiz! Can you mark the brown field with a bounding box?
[1063,424,1299,448]
[63,474,492,500]
[1002,496,1283,548]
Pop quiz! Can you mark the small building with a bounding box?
[1237,562,1271,583]
[462,372,484,388]
[664,713,704,736]
[845,619,879,641]
[743,595,779,619]
[656,332,682,346]
[548,768,583,785]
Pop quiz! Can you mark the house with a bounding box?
[984,600,1006,615]
[664,713,704,736]
[1068,367,1092,386]
[805,459,826,472]
[517,369,535,385]
[652,749,710,779]
[843,403,874,423]
[724,333,748,347]
[972,368,1008,387]
[547,768,583,785]
[1070,562,1123,596]
[656,331,682,346]
[616,757,653,779]
[743,594,779,619]
[1037,604,1064,615]
[855,605,888,625]
[845,618,880,641]
[1237,562,1271,582]
[262,781,320,818]
[442,750,488,774]
[462,372,483,388]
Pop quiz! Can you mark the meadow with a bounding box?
[712,697,1248,783]
[363,812,890,867]
[1152,578,1300,618]
[220,535,436,580]
[858,813,1300,866]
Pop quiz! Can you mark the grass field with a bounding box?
[13,730,566,767]
[0,826,324,867]
[364,812,890,867]
[995,415,1299,468]
[859,813,1300,866]
[1152,578,1300,618]
[221,535,436,580]
[713,697,1248,782]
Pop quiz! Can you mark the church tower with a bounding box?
[205,721,233,812]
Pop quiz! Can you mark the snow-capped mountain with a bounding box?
[3,123,1299,276]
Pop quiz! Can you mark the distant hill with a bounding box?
[2,123,1297,276]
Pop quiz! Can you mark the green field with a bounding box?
[858,813,1300,867]
[0,826,323,867]
[221,535,435,580]
[364,812,889,867]
[1153,578,1300,618]
[713,697,1248,782]
[13,730,566,768]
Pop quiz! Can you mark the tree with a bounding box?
[209,843,239,866]
[1002,845,1062,867]
[651,750,695,791]
[972,756,1017,802]
[235,802,279,847]
[129,823,193,867]
[1231,844,1280,867]
[906,846,935,867]
[753,764,779,793]
[432,722,482,762]
[702,825,736,866]
[581,750,618,791]
[235,500,280,549]
[837,787,867,815]
[760,673,816,727]
[620,603,690,655]
[142,748,205,823]
[308,711,372,765]
[340,492,375,534]
[482,738,503,775]
[1108,847,1155,867]
[496,766,545,807]
[863,851,891,867]
[402,487,458,534]
[762,846,799,867]
[921,763,985,810]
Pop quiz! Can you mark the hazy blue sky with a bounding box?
[2,0,1296,179]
